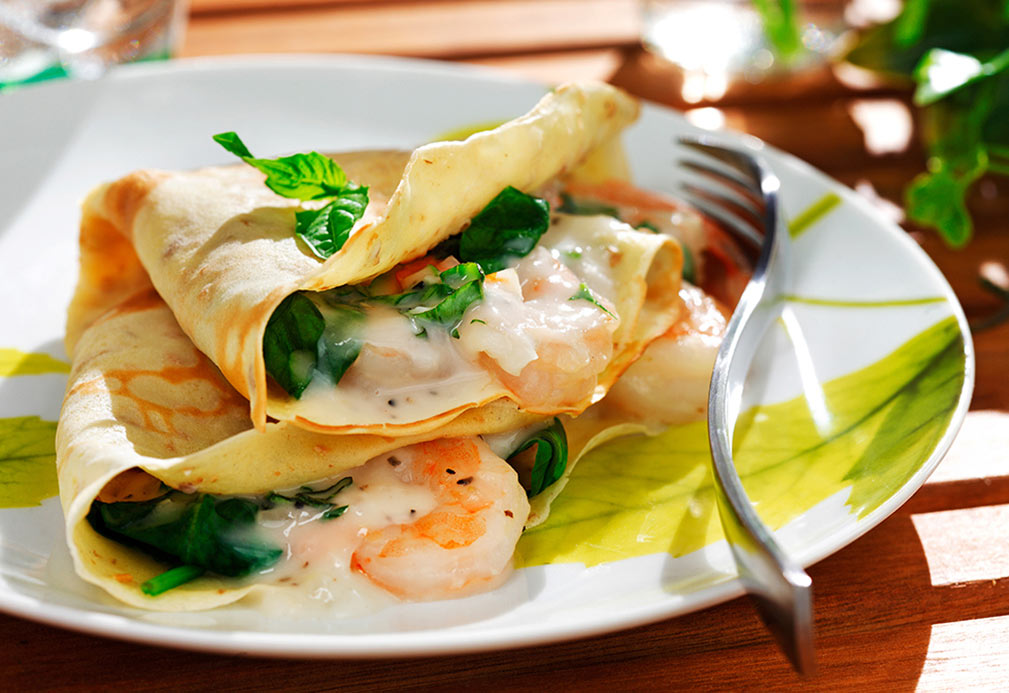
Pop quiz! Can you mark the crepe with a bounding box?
[58,289,552,610]
[73,82,681,435]
[58,81,690,610]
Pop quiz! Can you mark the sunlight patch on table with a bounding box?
[919,615,1009,691]
[912,504,1009,585]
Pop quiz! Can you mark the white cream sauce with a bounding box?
[289,212,633,426]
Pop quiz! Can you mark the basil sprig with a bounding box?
[213,131,369,259]
[456,186,550,273]
[88,492,284,594]
[508,418,569,497]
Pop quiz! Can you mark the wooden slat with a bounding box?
[181,0,641,59]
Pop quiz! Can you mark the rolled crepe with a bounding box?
[58,288,548,610]
[74,82,682,434]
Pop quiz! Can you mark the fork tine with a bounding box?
[679,159,765,210]
[680,139,761,182]
[678,185,764,250]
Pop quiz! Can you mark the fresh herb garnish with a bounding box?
[569,283,616,318]
[88,492,283,591]
[635,220,660,233]
[508,418,569,497]
[845,1,1009,246]
[213,131,369,259]
[457,186,550,273]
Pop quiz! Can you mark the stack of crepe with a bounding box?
[56,82,685,610]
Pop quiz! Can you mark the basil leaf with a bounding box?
[317,305,365,385]
[213,132,348,200]
[459,187,550,273]
[569,283,616,318]
[263,293,325,398]
[88,493,283,581]
[214,131,370,260]
[294,184,370,259]
[509,418,569,497]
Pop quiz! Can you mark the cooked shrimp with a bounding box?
[457,246,618,411]
[605,284,728,425]
[350,437,529,600]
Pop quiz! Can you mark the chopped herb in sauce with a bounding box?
[568,283,616,318]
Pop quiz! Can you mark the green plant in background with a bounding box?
[844,0,1009,247]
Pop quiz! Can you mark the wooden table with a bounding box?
[6,1,1009,689]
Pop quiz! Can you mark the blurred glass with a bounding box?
[0,0,187,90]
[641,0,849,102]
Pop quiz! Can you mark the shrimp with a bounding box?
[350,437,530,600]
[605,284,729,425]
[457,246,618,411]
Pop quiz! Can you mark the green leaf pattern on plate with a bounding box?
[518,316,965,568]
[0,416,59,508]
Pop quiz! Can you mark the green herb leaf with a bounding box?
[317,304,365,385]
[213,132,348,200]
[414,278,484,338]
[141,565,205,596]
[214,131,370,260]
[263,476,354,519]
[568,283,616,318]
[263,293,325,398]
[509,418,569,497]
[294,185,370,260]
[914,47,1009,106]
[458,187,550,273]
[88,493,283,580]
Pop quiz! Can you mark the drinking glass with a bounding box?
[0,0,187,89]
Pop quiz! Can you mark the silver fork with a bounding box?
[676,136,815,675]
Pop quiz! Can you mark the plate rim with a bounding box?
[0,52,975,658]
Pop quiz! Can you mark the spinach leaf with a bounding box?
[263,476,353,520]
[374,262,485,337]
[213,131,369,258]
[88,492,283,581]
[317,305,365,386]
[458,187,550,273]
[508,418,569,497]
[262,293,325,399]
[569,283,616,318]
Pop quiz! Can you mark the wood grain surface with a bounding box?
[7,1,1009,689]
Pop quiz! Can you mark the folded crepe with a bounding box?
[58,288,552,610]
[58,81,691,610]
[70,82,682,436]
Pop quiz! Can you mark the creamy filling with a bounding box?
[275,211,630,425]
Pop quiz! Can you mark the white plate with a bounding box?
[0,55,973,657]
